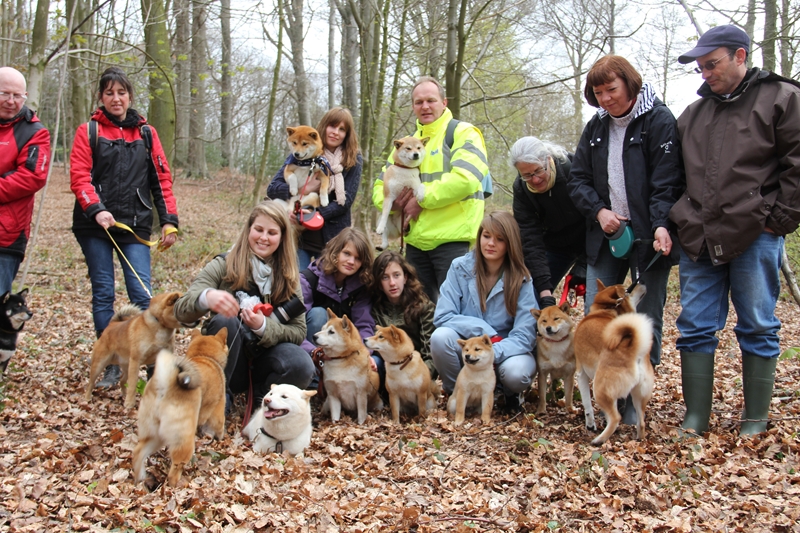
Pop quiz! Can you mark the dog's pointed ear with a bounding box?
[341,314,351,331]
[309,130,319,140]
[481,334,492,346]
[216,327,228,343]
[18,288,28,299]
[1,292,9,303]
[389,325,402,340]
[166,292,181,305]
[420,136,430,146]
[531,308,541,319]
[393,139,404,150]
[326,308,336,320]
[457,338,467,348]
[596,279,606,291]
[560,302,571,314]
[303,390,317,400]
[190,328,200,339]
[286,126,296,136]
[270,383,278,391]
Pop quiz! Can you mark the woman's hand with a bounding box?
[160,224,178,250]
[241,307,266,330]
[597,208,626,234]
[94,211,116,229]
[206,289,240,317]
[654,227,672,255]
[369,357,378,372]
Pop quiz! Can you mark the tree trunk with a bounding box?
[189,0,208,177]
[780,0,791,76]
[337,1,358,120]
[173,0,191,169]
[763,0,778,72]
[26,0,50,112]
[67,0,91,136]
[285,0,310,125]
[220,0,232,168]
[328,0,335,109]
[744,0,756,68]
[141,0,176,159]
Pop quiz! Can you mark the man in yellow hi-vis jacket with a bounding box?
[373,76,490,302]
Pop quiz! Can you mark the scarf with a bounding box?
[101,107,143,128]
[526,156,557,194]
[250,254,274,297]
[323,146,346,206]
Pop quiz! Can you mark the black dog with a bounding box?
[0,289,32,374]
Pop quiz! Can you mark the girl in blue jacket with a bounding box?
[431,211,538,413]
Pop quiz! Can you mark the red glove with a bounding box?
[490,335,503,344]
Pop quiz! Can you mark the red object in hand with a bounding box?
[253,303,273,316]
[489,335,503,344]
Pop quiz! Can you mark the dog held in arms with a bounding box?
[85,291,183,408]
[365,325,440,423]
[376,136,429,249]
[243,383,316,455]
[132,328,229,487]
[312,308,383,424]
[573,281,654,445]
[531,302,577,415]
[0,289,33,375]
[448,334,496,425]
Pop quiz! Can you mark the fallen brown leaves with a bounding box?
[1,168,799,532]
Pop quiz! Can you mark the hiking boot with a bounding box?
[95,364,121,388]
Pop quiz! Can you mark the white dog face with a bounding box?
[260,383,315,422]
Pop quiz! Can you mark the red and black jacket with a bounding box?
[0,106,50,257]
[70,108,178,242]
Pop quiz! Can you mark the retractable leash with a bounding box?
[627,249,664,293]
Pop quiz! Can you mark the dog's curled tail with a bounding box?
[110,304,142,322]
[152,349,201,392]
[602,313,653,359]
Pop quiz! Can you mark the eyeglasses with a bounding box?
[0,91,27,102]
[520,163,548,181]
[694,53,734,74]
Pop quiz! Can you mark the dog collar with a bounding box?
[539,332,570,343]
[391,162,414,169]
[389,353,414,370]
[259,427,283,454]
[323,349,360,361]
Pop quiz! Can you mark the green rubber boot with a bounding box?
[740,354,778,436]
[680,352,715,434]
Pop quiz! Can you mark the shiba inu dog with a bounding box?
[365,325,440,423]
[0,289,33,375]
[85,291,183,409]
[376,136,429,249]
[243,383,316,455]
[448,334,496,425]
[312,308,383,424]
[573,281,654,445]
[284,126,332,207]
[531,302,576,415]
[132,328,229,487]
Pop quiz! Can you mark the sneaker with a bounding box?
[94,364,121,388]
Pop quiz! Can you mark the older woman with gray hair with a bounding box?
[511,136,586,308]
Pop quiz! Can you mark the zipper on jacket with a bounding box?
[157,155,165,173]
[134,215,137,227]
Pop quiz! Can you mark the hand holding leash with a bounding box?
[207,289,240,317]
[95,210,116,229]
[653,227,672,255]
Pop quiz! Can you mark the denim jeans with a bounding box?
[0,252,22,295]
[405,242,470,304]
[585,245,671,366]
[430,326,536,395]
[76,234,152,333]
[297,248,313,271]
[676,232,783,358]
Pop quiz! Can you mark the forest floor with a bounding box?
[1,167,799,532]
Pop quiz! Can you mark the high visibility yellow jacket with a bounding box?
[373,108,489,251]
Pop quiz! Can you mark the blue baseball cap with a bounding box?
[678,25,750,64]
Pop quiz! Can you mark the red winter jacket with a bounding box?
[0,107,50,256]
[70,109,178,242]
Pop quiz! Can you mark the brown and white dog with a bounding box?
[312,309,383,424]
[376,136,429,249]
[283,126,331,207]
[85,292,183,409]
[573,281,654,445]
[365,325,440,423]
[531,302,576,416]
[448,334,496,425]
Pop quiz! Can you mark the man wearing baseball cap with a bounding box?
[670,25,800,436]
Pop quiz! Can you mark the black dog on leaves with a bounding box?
[0,289,32,375]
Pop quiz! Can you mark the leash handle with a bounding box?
[112,221,178,250]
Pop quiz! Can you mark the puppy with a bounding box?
[448,334,496,425]
[132,328,229,487]
[531,302,576,415]
[0,289,33,375]
[573,281,654,445]
[376,136,429,249]
[365,325,439,423]
[243,383,316,455]
[284,126,332,207]
[312,308,383,424]
[85,291,183,408]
